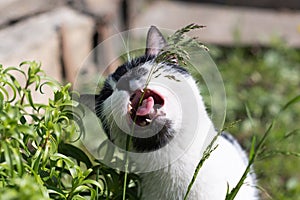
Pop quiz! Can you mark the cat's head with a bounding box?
[86,26,207,153]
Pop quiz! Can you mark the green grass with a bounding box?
[206,40,300,199]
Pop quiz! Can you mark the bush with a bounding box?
[0,61,140,200]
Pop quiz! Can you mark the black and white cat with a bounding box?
[80,26,259,199]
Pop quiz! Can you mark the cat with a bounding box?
[80,26,259,199]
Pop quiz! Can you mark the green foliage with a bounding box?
[206,41,300,200]
[0,61,140,200]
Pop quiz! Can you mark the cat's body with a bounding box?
[140,133,257,199]
[81,26,258,199]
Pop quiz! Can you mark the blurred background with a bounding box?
[0,0,299,199]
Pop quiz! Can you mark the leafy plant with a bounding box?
[0,61,140,200]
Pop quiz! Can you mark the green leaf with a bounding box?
[54,91,64,102]
[17,124,34,136]
[32,148,44,173]
[0,91,4,110]
[249,136,256,160]
[35,75,41,91]
[20,115,27,124]
[19,60,34,67]
[47,187,66,199]
[39,78,61,94]
[25,89,37,110]
[50,153,78,178]
[245,103,254,126]
[72,194,87,200]
[58,143,93,168]
[1,141,14,177]
[3,66,26,78]
[82,179,104,193]
[11,146,24,176]
[7,74,22,96]
[1,81,17,102]
[72,185,91,196]
[284,129,300,139]
[281,95,300,112]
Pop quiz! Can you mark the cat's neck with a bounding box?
[132,115,217,173]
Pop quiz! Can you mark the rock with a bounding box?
[0,0,65,28]
[0,7,95,103]
[57,8,95,85]
[0,14,61,83]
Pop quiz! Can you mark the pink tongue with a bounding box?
[136,97,154,116]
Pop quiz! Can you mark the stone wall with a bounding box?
[1,0,299,91]
[129,1,300,48]
[0,0,122,85]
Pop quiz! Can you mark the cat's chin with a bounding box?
[125,110,170,139]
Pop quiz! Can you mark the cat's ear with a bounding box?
[145,26,167,57]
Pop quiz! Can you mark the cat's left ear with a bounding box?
[145,26,167,57]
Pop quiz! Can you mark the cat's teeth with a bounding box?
[146,119,152,123]
[140,121,147,126]
[127,103,132,112]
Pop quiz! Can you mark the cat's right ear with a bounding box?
[145,26,167,57]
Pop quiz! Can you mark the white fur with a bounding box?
[140,135,258,200]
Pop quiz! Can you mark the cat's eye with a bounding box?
[136,68,148,77]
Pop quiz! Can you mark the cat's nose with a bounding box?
[129,79,144,91]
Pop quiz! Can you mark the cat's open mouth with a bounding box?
[128,88,165,126]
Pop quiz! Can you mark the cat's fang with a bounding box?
[127,103,132,112]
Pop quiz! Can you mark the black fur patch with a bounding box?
[221,132,237,145]
[111,54,155,82]
[163,62,189,75]
[131,119,175,152]
[94,82,113,136]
